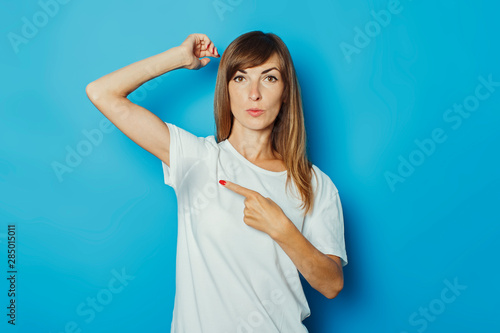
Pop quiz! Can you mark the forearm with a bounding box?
[271,218,343,299]
[87,46,187,99]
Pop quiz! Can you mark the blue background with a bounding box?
[1,0,499,332]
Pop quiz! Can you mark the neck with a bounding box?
[227,122,280,162]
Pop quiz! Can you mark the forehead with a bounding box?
[240,53,281,72]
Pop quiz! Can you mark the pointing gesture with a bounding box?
[219,179,290,239]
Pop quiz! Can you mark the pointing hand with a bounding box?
[219,180,290,239]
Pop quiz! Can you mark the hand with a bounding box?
[219,180,291,239]
[179,33,220,70]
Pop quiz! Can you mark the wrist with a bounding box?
[172,45,190,69]
[271,215,296,243]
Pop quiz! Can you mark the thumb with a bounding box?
[200,57,211,67]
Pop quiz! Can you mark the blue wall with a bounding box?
[1,0,499,332]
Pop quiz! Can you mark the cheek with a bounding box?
[268,89,284,105]
[228,88,243,104]
[267,83,284,98]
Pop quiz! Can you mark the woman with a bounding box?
[86,31,347,332]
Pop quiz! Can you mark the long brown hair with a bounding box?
[214,30,318,216]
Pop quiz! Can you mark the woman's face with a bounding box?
[228,53,285,132]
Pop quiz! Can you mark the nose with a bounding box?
[248,81,262,101]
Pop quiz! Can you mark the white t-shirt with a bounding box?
[161,122,348,333]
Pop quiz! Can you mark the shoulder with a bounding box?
[165,121,218,148]
[310,164,339,196]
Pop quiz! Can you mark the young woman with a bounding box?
[86,31,348,333]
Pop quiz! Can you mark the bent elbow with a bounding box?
[86,81,99,102]
[325,288,341,299]
[325,280,344,299]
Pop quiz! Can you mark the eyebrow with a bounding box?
[237,67,280,74]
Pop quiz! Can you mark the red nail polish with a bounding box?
[219,180,226,185]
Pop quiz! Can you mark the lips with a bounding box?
[246,109,264,117]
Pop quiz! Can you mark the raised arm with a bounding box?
[85,34,219,167]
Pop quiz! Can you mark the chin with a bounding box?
[233,110,278,128]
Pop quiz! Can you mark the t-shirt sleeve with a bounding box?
[301,170,348,267]
[161,122,212,191]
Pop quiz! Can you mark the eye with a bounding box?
[233,75,244,83]
[265,75,278,82]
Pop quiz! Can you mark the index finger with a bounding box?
[219,180,256,198]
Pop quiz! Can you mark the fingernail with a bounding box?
[219,180,226,185]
